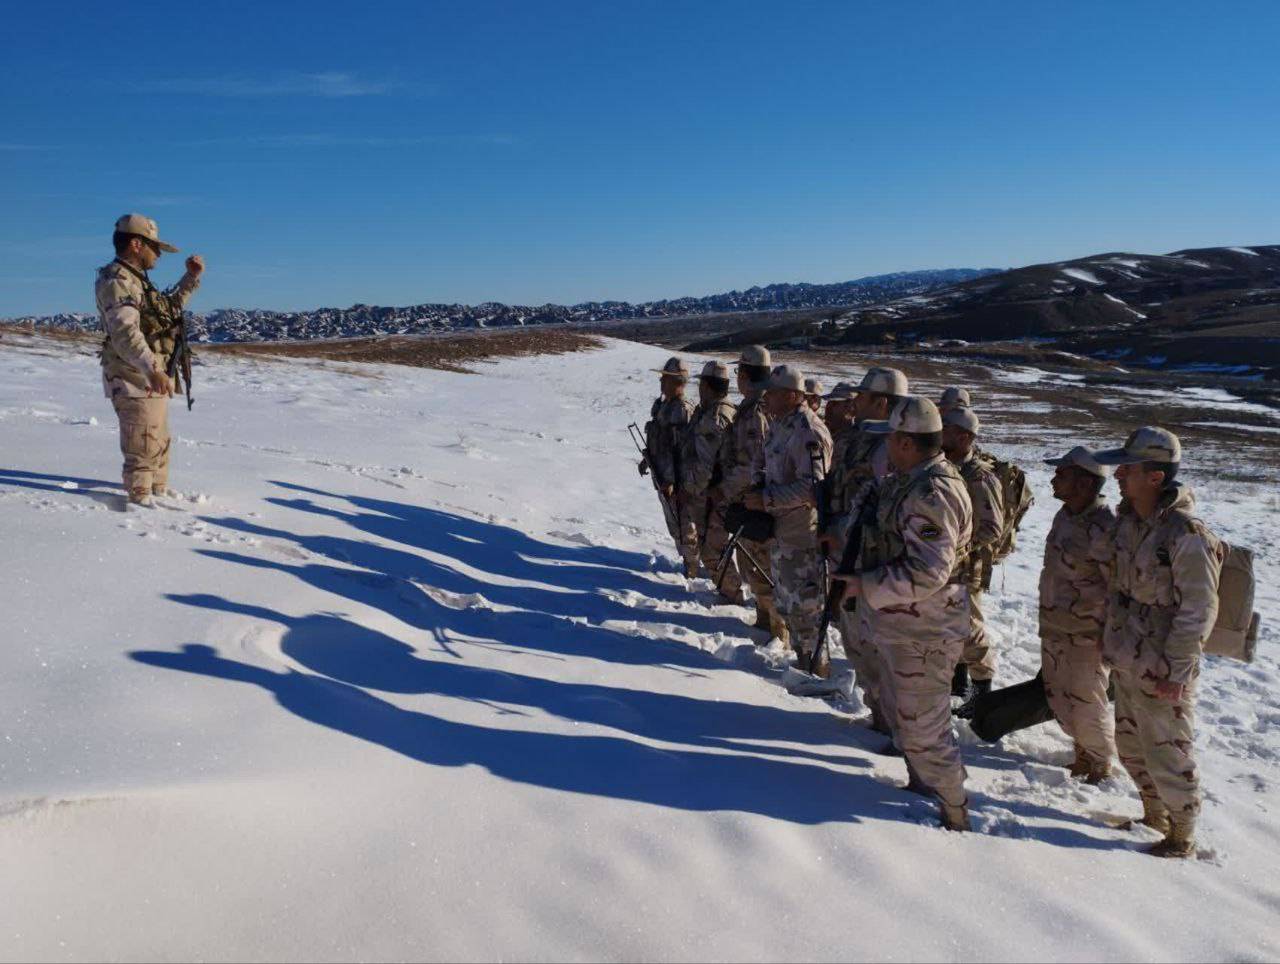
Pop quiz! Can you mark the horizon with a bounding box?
[5,1,1279,315]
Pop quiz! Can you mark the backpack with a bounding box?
[1204,543,1261,663]
[979,452,1034,564]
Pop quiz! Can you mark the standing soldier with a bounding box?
[715,346,783,637]
[804,377,825,415]
[641,357,698,576]
[836,397,974,830]
[95,214,204,506]
[1095,427,1223,858]
[744,365,833,670]
[822,380,857,439]
[938,387,971,414]
[1039,446,1116,783]
[942,406,1004,707]
[681,361,741,600]
[821,368,908,730]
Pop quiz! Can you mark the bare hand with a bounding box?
[147,367,174,397]
[185,255,205,277]
[1153,680,1185,703]
[661,484,675,499]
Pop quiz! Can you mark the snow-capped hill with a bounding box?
[7,268,997,343]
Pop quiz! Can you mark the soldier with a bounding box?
[744,365,832,669]
[715,346,784,637]
[1095,427,1223,858]
[1039,446,1116,783]
[95,214,204,506]
[836,397,974,830]
[641,357,698,576]
[804,376,825,414]
[680,361,742,601]
[941,406,1004,707]
[938,386,971,414]
[821,380,857,439]
[820,368,908,730]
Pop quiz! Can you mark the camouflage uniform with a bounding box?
[957,451,1004,681]
[1102,484,1223,831]
[719,391,779,622]
[95,257,200,495]
[681,395,740,594]
[755,404,832,656]
[826,425,892,719]
[862,452,973,808]
[1039,497,1117,768]
[645,394,698,570]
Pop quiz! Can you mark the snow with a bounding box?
[1228,247,1260,257]
[2,332,1279,962]
[1102,292,1147,319]
[1061,267,1103,285]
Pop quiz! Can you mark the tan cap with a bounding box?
[1044,445,1111,478]
[865,396,943,435]
[939,387,971,410]
[766,364,805,392]
[652,357,689,380]
[699,360,730,380]
[738,345,772,367]
[855,367,909,397]
[942,405,981,435]
[804,377,825,397]
[1094,426,1182,465]
[114,213,179,253]
[822,381,859,401]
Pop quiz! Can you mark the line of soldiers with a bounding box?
[639,347,1224,855]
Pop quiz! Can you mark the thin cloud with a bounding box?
[184,132,516,149]
[140,71,409,98]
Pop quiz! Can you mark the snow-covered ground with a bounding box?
[1,332,1278,962]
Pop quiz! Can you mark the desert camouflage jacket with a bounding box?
[861,453,974,645]
[1039,497,1115,640]
[644,394,694,489]
[754,403,832,513]
[95,259,200,399]
[680,397,736,498]
[717,391,771,502]
[1102,484,1223,685]
[957,450,1005,587]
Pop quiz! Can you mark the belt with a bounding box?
[1116,592,1154,619]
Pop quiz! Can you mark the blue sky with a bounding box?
[3,0,1278,314]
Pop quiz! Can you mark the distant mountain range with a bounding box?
[686,245,1280,380]
[8,268,999,343]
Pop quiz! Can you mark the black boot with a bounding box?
[954,678,992,719]
[950,662,971,699]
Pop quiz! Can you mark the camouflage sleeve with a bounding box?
[685,413,726,496]
[1076,513,1113,627]
[862,485,962,612]
[1164,528,1222,683]
[724,409,766,499]
[971,469,1005,550]
[98,274,157,375]
[165,271,201,310]
[764,426,828,511]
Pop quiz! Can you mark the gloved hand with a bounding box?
[638,458,649,477]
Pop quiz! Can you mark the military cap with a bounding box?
[855,366,909,397]
[766,364,806,392]
[652,357,689,380]
[804,376,825,396]
[942,405,981,435]
[1044,445,1111,478]
[939,387,971,410]
[699,360,730,380]
[1094,426,1182,465]
[737,345,772,367]
[865,396,943,435]
[822,381,859,401]
[114,213,179,253]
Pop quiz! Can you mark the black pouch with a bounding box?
[724,502,775,542]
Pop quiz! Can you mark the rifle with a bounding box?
[807,442,830,673]
[812,483,879,672]
[166,305,194,411]
[714,517,775,591]
[628,422,676,519]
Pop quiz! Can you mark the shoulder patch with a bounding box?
[919,523,942,541]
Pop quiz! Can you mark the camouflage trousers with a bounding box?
[877,633,968,808]
[769,536,824,657]
[739,536,777,619]
[837,604,884,717]
[962,588,998,681]
[1112,666,1199,829]
[1041,630,1115,767]
[111,394,171,495]
[689,497,742,598]
[659,491,700,572]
